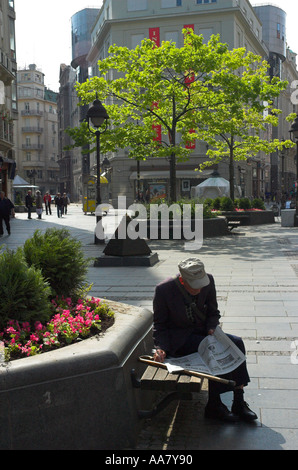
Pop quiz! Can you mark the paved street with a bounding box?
[1,204,298,450]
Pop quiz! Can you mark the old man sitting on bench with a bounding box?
[152,258,257,423]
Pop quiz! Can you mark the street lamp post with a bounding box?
[289,114,298,227]
[86,97,109,244]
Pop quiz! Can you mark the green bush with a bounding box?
[252,198,265,210]
[0,248,52,329]
[220,197,235,211]
[23,228,89,299]
[212,197,221,210]
[239,198,251,210]
[203,198,214,209]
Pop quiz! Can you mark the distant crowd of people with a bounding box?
[0,189,71,237]
[25,190,70,219]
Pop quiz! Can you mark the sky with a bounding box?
[14,0,298,93]
[14,0,103,92]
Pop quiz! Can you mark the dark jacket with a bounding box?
[55,196,64,207]
[153,274,220,357]
[25,194,33,208]
[0,197,14,217]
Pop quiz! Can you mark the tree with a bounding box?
[194,54,294,200]
[67,30,292,202]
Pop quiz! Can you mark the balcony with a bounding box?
[0,52,15,86]
[21,110,44,117]
[22,144,44,151]
[22,127,43,134]
[0,119,14,151]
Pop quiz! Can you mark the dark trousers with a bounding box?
[45,203,52,215]
[57,206,63,217]
[0,215,10,235]
[176,332,250,396]
[27,206,32,219]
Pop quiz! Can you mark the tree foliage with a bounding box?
[67,29,293,201]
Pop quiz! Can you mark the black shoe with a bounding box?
[205,401,239,422]
[231,401,258,422]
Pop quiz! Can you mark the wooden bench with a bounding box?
[131,356,236,419]
[225,215,250,231]
[131,364,204,419]
[227,220,241,231]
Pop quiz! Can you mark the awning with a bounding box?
[12,175,39,189]
[130,169,213,180]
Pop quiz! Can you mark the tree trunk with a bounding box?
[229,139,235,202]
[169,152,176,202]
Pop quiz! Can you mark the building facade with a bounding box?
[66,0,298,205]
[15,64,59,196]
[57,64,77,199]
[0,0,17,198]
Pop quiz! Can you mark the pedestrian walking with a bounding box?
[43,191,52,215]
[55,193,64,218]
[0,191,14,236]
[35,190,43,219]
[62,193,69,215]
[153,258,258,423]
[25,190,33,219]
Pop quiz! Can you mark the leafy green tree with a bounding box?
[67,29,292,202]
[196,58,294,199]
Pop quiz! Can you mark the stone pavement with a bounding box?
[1,204,298,450]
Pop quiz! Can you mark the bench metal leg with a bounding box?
[138,392,193,419]
[131,369,193,419]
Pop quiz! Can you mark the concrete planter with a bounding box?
[14,206,36,213]
[221,210,275,226]
[142,217,228,239]
[0,301,154,450]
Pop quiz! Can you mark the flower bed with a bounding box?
[0,297,115,361]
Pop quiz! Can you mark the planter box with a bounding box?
[221,211,275,226]
[0,301,154,450]
[139,217,228,239]
[14,206,36,213]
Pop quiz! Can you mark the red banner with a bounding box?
[153,124,162,142]
[149,27,160,47]
[186,129,196,149]
[184,24,194,32]
[184,24,196,149]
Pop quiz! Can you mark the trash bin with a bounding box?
[281,209,295,227]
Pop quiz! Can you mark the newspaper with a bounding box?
[164,327,246,376]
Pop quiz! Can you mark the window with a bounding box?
[131,34,145,49]
[199,28,213,43]
[165,31,179,44]
[0,81,4,105]
[127,0,147,11]
[161,0,182,7]
[277,23,280,39]
[197,0,217,3]
[9,18,16,60]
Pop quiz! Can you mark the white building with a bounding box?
[15,65,59,196]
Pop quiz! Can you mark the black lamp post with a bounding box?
[289,114,298,227]
[86,97,109,244]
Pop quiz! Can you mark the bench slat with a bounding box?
[139,365,203,392]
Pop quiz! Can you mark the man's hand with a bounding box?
[154,349,166,363]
